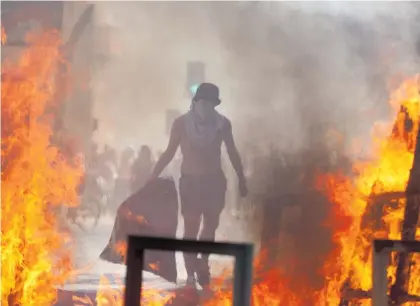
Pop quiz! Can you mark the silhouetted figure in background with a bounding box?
[98,145,117,185]
[111,147,135,213]
[95,145,118,213]
[131,145,154,193]
[84,142,99,184]
[150,83,248,289]
[88,142,99,166]
[119,147,136,181]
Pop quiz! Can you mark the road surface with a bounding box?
[55,206,253,305]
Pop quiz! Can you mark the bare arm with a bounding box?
[150,119,181,179]
[224,120,245,182]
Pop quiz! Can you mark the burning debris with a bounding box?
[1,6,420,306]
[100,178,179,283]
[318,75,420,305]
[1,29,84,305]
[201,76,420,306]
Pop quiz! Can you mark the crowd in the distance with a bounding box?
[82,143,177,216]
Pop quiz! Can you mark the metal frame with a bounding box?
[124,235,253,306]
[372,239,420,306]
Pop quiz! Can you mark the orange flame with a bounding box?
[91,76,419,306]
[2,26,7,44]
[1,29,84,305]
[2,25,419,306]
[75,275,175,306]
[200,76,420,306]
[317,75,420,304]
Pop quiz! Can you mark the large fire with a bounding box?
[2,24,419,306]
[0,28,174,306]
[199,76,420,305]
[1,29,84,305]
[317,75,420,305]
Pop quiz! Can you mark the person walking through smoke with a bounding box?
[149,83,248,289]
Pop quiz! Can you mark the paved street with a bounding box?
[60,216,183,293]
[56,206,254,305]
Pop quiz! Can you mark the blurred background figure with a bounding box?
[84,142,100,187]
[96,144,118,214]
[110,146,135,214]
[131,145,155,193]
[157,151,169,176]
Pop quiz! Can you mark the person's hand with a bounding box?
[238,177,248,197]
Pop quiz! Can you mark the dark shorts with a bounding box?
[179,172,227,217]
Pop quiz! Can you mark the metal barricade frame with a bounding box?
[372,239,420,306]
[124,235,254,306]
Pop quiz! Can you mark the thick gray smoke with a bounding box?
[90,1,420,294]
[92,1,420,155]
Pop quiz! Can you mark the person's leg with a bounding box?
[179,175,203,283]
[200,209,222,241]
[196,174,226,287]
[195,209,223,287]
[183,211,201,280]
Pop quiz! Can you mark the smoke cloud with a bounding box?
[87,1,420,294]
[92,1,420,155]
